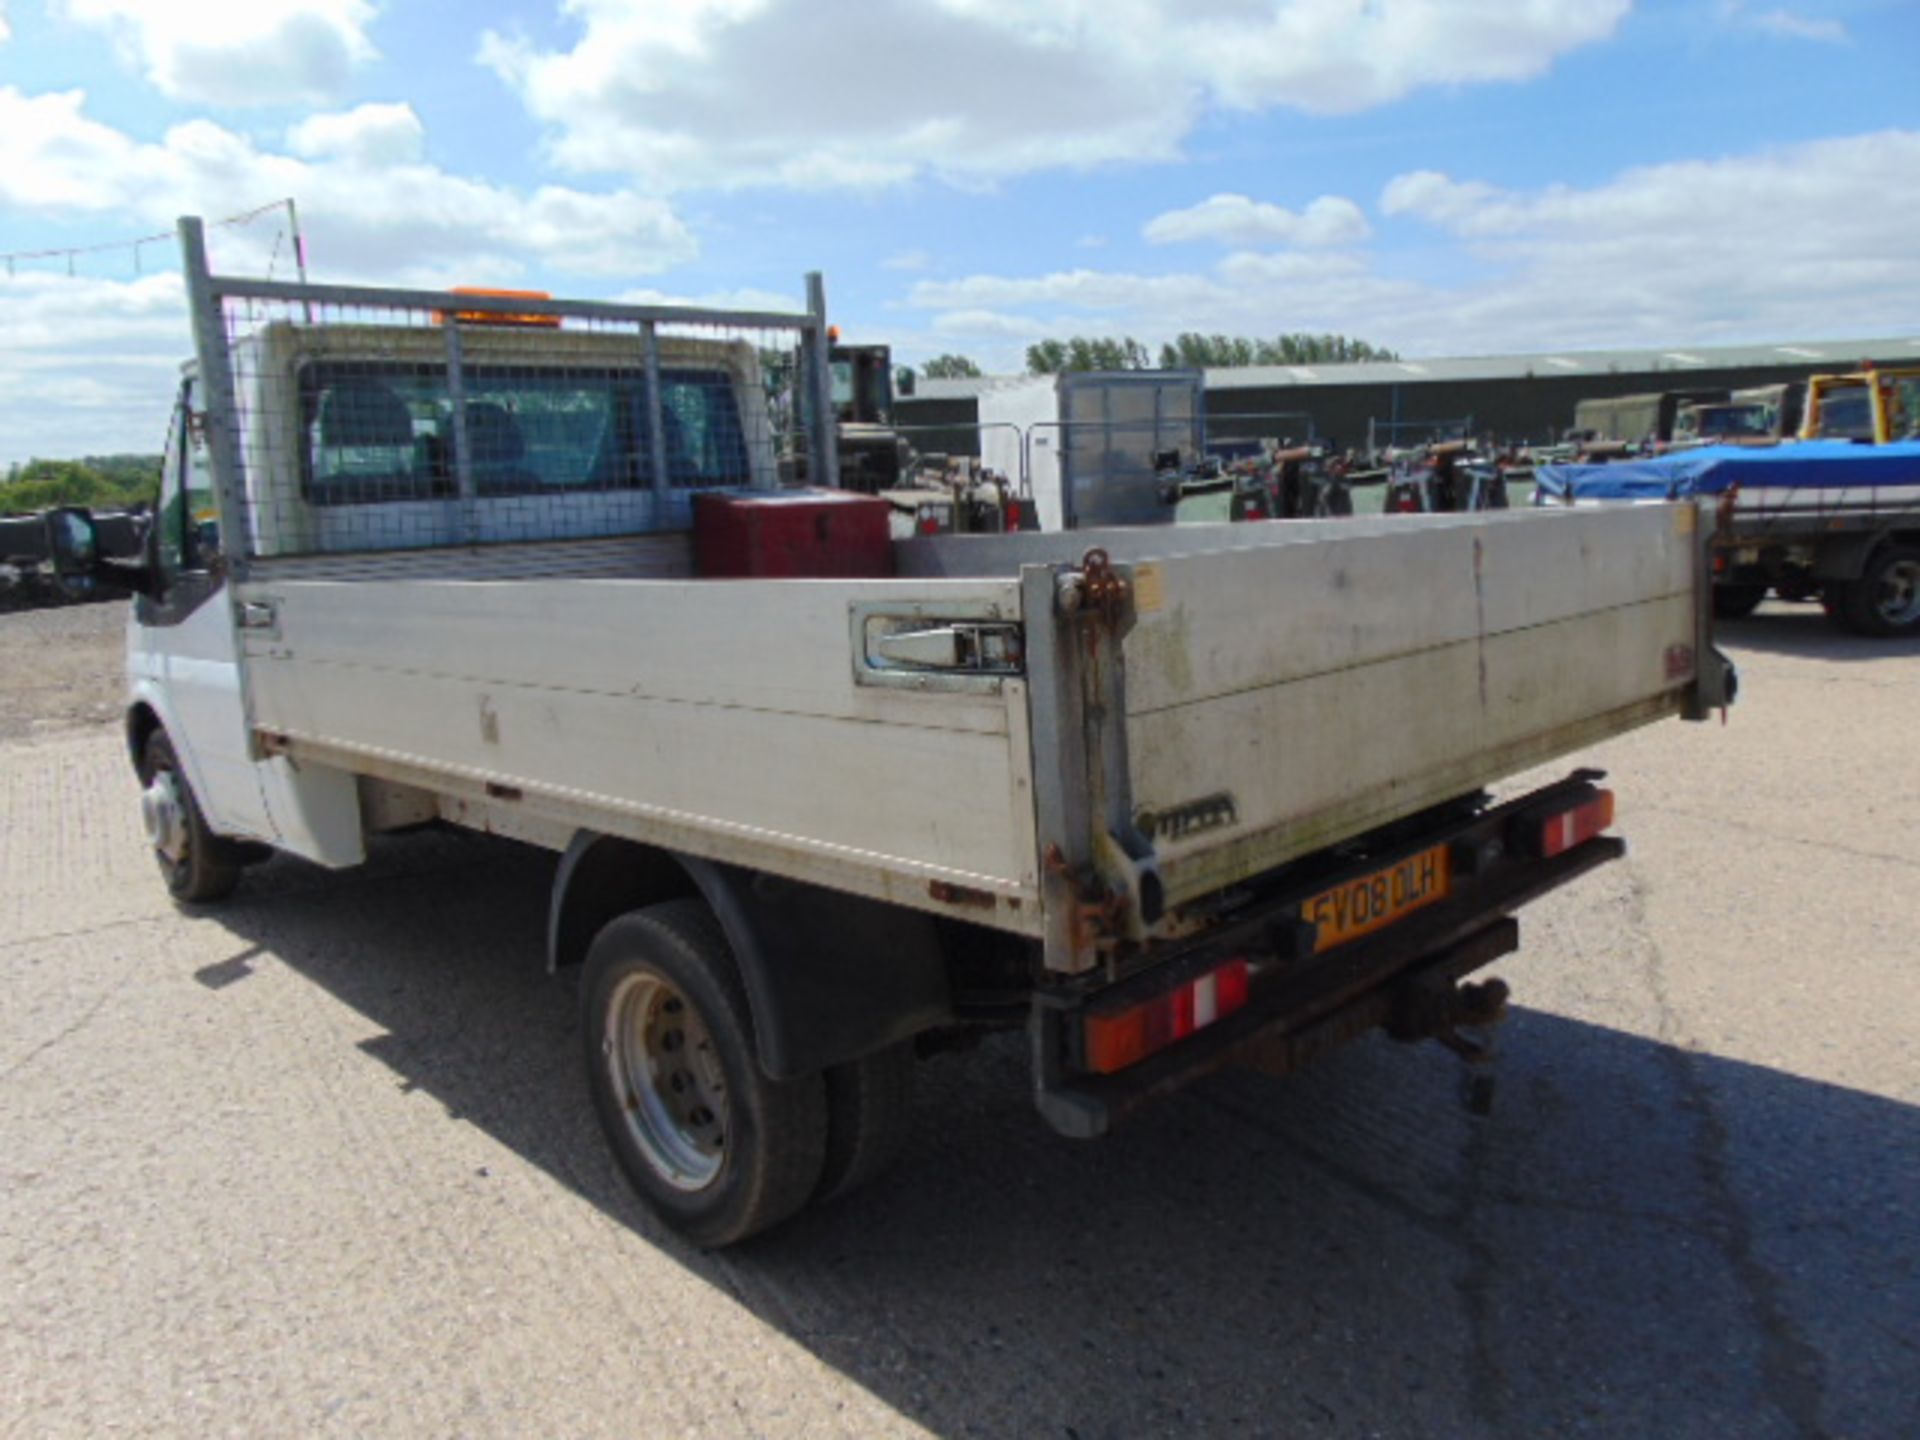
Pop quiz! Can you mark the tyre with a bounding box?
[815,1042,915,1205]
[1773,568,1818,604]
[1836,544,1920,637]
[138,730,244,903]
[1711,583,1767,620]
[582,899,827,1247]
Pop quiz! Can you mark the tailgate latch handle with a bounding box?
[237,598,278,631]
[871,622,1023,674]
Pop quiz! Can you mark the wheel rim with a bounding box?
[1874,558,1920,626]
[142,767,189,866]
[603,970,728,1191]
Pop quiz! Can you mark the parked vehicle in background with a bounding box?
[1673,398,1778,445]
[1155,440,1355,524]
[827,339,912,492]
[1536,442,1920,634]
[1800,366,1920,444]
[1733,381,1804,438]
[1382,441,1512,514]
[55,218,1736,1247]
[1573,390,1728,448]
[0,506,150,610]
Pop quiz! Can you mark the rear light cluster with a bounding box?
[1080,786,1614,1079]
[1535,789,1615,858]
[1082,958,1250,1075]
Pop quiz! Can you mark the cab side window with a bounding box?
[182,414,220,569]
[153,387,221,585]
[153,400,191,581]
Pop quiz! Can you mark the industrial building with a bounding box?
[895,334,1920,458]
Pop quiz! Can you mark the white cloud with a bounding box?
[0,272,188,462]
[903,130,1920,365]
[55,0,378,106]
[0,90,696,284]
[0,85,705,461]
[1378,170,1506,229]
[0,3,11,45]
[910,267,1228,314]
[1144,194,1370,248]
[1753,11,1847,43]
[930,308,1041,338]
[882,249,932,272]
[482,0,1629,191]
[613,283,805,314]
[286,101,422,165]
[1718,2,1849,44]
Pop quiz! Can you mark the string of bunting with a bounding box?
[0,198,306,279]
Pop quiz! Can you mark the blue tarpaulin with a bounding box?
[1534,441,1920,501]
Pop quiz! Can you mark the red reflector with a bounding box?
[1083,958,1250,1075]
[917,515,942,535]
[1539,790,1615,858]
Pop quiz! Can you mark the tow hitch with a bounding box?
[1387,974,1511,1116]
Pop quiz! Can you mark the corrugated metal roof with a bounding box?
[906,336,1920,398]
[909,374,1052,401]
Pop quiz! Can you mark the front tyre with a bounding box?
[138,730,244,903]
[582,899,827,1248]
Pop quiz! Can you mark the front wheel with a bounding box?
[582,899,827,1247]
[1835,544,1920,637]
[138,730,244,903]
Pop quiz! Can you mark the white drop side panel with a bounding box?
[239,576,1040,920]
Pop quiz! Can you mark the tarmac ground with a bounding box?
[1,598,1915,1438]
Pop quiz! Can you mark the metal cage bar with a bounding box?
[175,215,834,566]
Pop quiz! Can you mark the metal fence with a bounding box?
[180,218,835,570]
[1205,410,1318,446]
[1366,415,1475,453]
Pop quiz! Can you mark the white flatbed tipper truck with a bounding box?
[51,219,1736,1245]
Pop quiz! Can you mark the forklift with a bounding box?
[829,340,909,493]
[827,338,1031,533]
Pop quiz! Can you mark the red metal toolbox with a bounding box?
[694,489,895,578]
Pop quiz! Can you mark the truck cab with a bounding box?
[1801,366,1920,444]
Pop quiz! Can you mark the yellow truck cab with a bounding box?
[1800,365,1920,443]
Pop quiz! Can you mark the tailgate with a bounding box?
[1117,504,1706,912]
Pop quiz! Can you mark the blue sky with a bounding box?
[0,0,1914,459]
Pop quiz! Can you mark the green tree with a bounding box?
[921,354,983,380]
[1025,336,1151,375]
[1157,332,1400,368]
[0,455,160,515]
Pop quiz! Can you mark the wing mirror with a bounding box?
[44,507,100,592]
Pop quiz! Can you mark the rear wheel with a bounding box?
[816,1042,916,1205]
[138,730,244,903]
[1711,583,1767,620]
[1773,567,1819,604]
[1836,544,1920,637]
[582,899,827,1247]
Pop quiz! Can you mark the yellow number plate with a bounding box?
[1302,845,1451,954]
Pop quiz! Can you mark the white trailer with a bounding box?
[55,220,1735,1246]
[973,370,1206,531]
